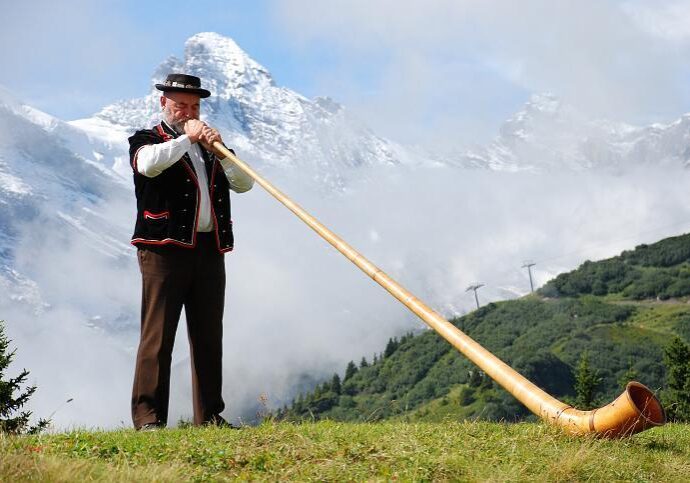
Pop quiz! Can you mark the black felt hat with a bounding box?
[155,73,211,98]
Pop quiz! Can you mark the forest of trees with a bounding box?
[541,233,690,300]
[279,233,690,424]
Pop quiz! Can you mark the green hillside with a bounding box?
[541,232,690,301]
[280,233,690,423]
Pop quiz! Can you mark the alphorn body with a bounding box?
[214,142,665,437]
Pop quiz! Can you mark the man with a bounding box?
[128,73,254,430]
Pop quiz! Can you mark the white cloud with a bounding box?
[271,0,690,146]
[624,0,690,42]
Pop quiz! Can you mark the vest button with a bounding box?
[186,178,191,182]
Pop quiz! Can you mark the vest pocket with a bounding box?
[144,210,170,220]
[143,210,170,238]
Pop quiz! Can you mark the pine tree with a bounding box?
[0,320,48,434]
[573,351,602,410]
[663,337,690,421]
[360,357,369,368]
[384,337,399,358]
[330,373,342,395]
[344,360,358,381]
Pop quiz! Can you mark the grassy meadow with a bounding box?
[1,421,688,481]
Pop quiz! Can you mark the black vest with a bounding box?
[128,122,234,252]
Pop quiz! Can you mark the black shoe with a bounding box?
[138,422,164,431]
[206,414,240,429]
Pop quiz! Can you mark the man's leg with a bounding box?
[185,234,226,425]
[132,246,191,428]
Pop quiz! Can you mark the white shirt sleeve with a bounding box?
[135,135,193,178]
[218,156,255,193]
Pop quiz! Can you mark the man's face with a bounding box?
[161,91,201,132]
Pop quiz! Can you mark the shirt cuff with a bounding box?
[219,157,254,193]
[218,156,235,172]
[177,134,192,150]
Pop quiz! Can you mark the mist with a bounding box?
[4,160,690,429]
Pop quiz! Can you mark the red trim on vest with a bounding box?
[143,210,170,220]
[131,238,233,252]
[209,160,222,251]
[156,123,173,141]
[131,238,195,248]
[207,159,234,253]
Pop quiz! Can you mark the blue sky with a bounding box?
[1,1,311,117]
[2,0,389,121]
[4,0,690,148]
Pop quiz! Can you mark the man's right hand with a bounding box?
[184,120,206,143]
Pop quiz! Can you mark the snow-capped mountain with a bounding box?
[0,85,134,326]
[0,86,131,261]
[75,32,414,187]
[456,93,690,172]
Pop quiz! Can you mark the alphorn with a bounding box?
[213,142,665,437]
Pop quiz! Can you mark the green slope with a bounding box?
[541,232,690,300]
[280,233,690,423]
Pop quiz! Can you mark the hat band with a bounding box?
[164,80,200,89]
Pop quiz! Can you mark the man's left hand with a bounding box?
[200,127,226,158]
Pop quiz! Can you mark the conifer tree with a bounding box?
[0,320,48,434]
[663,337,690,421]
[344,360,358,381]
[330,373,342,395]
[573,351,602,410]
[384,337,399,358]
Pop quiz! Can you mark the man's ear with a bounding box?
[160,96,166,109]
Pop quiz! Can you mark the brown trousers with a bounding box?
[132,233,226,428]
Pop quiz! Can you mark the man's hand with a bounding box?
[184,119,206,143]
[200,126,227,158]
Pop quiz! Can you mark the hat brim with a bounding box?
[155,84,211,98]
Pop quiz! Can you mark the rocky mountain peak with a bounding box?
[75,32,403,178]
[184,32,274,99]
[499,93,565,143]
